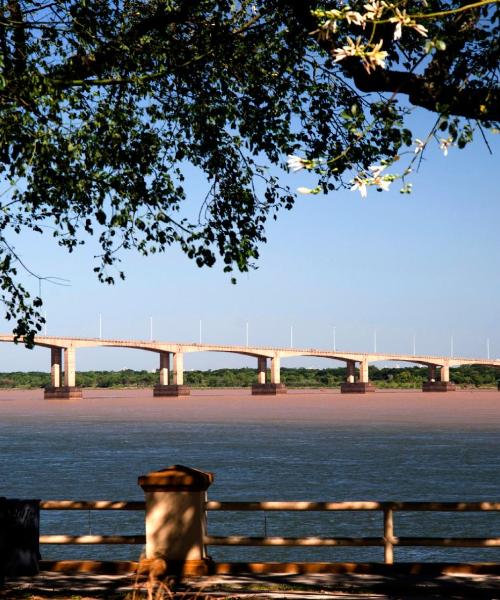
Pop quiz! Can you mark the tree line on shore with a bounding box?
[0,365,498,389]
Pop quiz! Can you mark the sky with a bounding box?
[0,114,499,373]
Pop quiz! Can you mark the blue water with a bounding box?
[1,391,499,564]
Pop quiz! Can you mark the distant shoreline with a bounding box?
[0,365,498,390]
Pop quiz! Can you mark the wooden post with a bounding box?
[383,507,394,564]
[138,465,214,576]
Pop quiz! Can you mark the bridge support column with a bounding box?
[341,359,375,394]
[257,357,266,384]
[271,356,280,384]
[153,352,188,396]
[173,352,184,385]
[155,351,190,397]
[44,347,82,400]
[50,348,62,387]
[346,360,355,384]
[159,352,170,385]
[252,355,286,395]
[422,364,456,392]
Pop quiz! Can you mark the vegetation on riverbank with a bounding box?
[0,365,497,389]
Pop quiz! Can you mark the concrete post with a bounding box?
[359,360,369,383]
[428,364,436,382]
[138,465,214,576]
[270,356,280,384]
[172,352,184,385]
[50,348,62,388]
[63,347,76,387]
[440,364,450,383]
[346,360,356,384]
[257,357,267,384]
[159,352,170,386]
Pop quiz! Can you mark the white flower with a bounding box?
[390,8,428,40]
[363,1,387,20]
[350,176,368,198]
[414,138,425,153]
[412,23,428,37]
[317,19,338,40]
[439,138,452,156]
[333,36,362,62]
[297,186,314,194]
[287,154,308,172]
[363,39,388,72]
[345,10,366,27]
[368,164,387,177]
[373,176,391,191]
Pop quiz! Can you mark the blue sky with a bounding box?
[0,117,498,372]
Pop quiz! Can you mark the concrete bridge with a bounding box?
[0,335,498,399]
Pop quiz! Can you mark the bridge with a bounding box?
[0,335,498,399]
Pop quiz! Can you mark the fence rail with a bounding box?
[39,534,146,545]
[40,500,145,510]
[205,501,500,511]
[38,499,500,565]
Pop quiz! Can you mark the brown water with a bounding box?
[1,388,499,564]
[1,387,499,426]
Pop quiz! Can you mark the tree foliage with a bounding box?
[0,0,498,343]
[0,365,498,389]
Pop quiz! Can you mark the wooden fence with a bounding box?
[39,499,500,568]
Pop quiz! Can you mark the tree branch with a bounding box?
[49,0,202,82]
[281,0,500,122]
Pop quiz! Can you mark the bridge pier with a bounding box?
[44,347,82,399]
[341,359,375,393]
[422,364,456,392]
[252,355,287,395]
[154,351,190,397]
